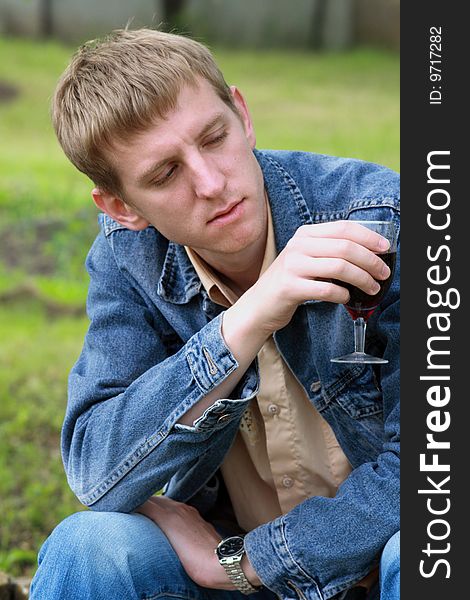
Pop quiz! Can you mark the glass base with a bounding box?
[331,352,388,364]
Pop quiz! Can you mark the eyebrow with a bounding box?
[136,112,227,186]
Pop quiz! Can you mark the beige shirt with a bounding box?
[185,205,351,532]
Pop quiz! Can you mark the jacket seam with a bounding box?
[261,153,313,226]
[280,516,320,588]
[78,428,171,505]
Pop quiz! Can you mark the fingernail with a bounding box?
[381,264,391,278]
[378,237,390,251]
[371,282,381,294]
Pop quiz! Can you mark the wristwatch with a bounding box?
[215,535,260,594]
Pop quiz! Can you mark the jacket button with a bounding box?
[268,403,279,415]
[282,476,294,488]
[310,380,321,393]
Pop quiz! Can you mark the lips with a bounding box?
[208,200,242,223]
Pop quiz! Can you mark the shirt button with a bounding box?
[282,476,294,488]
[310,380,322,393]
[268,404,279,415]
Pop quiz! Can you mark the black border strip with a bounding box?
[401,4,465,597]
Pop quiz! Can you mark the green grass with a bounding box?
[216,48,399,171]
[0,35,399,576]
[0,304,88,576]
[0,37,92,219]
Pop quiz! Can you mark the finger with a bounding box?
[295,278,351,305]
[297,221,390,253]
[297,237,391,281]
[301,257,381,295]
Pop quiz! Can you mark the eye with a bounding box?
[204,130,228,147]
[152,165,178,187]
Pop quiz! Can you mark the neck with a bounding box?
[194,191,269,293]
[199,231,267,294]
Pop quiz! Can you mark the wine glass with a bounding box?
[330,221,397,364]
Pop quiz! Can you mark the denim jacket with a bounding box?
[63,149,400,600]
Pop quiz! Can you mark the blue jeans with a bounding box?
[380,531,400,600]
[30,512,399,600]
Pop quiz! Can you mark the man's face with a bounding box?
[98,79,266,263]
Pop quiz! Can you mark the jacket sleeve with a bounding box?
[62,232,258,513]
[244,235,400,600]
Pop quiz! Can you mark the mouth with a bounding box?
[207,199,244,224]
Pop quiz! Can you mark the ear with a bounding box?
[92,188,150,231]
[229,86,256,149]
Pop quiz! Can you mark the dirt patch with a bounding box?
[0,80,19,103]
[0,211,97,277]
[0,281,85,317]
[0,218,63,275]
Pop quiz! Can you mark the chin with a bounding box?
[219,233,261,255]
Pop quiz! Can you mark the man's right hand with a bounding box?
[225,220,391,341]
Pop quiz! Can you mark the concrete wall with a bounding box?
[178,0,318,48]
[53,0,163,43]
[356,0,400,50]
[177,0,355,50]
[0,0,42,37]
[0,0,399,50]
[0,0,163,42]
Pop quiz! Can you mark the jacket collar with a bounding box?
[157,149,313,304]
[255,149,313,254]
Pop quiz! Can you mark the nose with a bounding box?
[190,154,226,200]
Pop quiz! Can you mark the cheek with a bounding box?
[146,196,201,240]
[225,147,258,186]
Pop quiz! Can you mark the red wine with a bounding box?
[334,252,396,321]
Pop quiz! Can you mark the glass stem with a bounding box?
[353,317,367,354]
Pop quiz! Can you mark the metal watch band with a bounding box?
[219,555,259,595]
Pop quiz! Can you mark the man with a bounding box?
[31,29,400,600]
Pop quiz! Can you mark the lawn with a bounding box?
[0,35,399,577]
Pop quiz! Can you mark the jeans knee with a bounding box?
[380,531,400,600]
[381,531,400,575]
[32,510,190,599]
[39,511,148,571]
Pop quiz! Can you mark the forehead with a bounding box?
[116,79,230,151]
[103,79,234,185]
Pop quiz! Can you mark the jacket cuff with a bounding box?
[245,517,323,600]
[184,313,259,432]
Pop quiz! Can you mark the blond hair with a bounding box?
[52,29,235,194]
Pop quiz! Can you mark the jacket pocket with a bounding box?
[332,366,383,419]
[317,365,383,419]
[314,366,385,465]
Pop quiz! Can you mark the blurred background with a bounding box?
[0,0,399,593]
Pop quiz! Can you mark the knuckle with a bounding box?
[315,281,331,300]
[339,239,353,255]
[331,280,349,303]
[285,237,297,253]
[334,259,348,277]
[288,235,303,252]
[327,258,345,279]
[284,253,298,271]
[336,220,350,236]
[297,224,311,236]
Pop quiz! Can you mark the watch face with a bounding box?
[217,536,244,558]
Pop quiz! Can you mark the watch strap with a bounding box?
[219,554,259,594]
